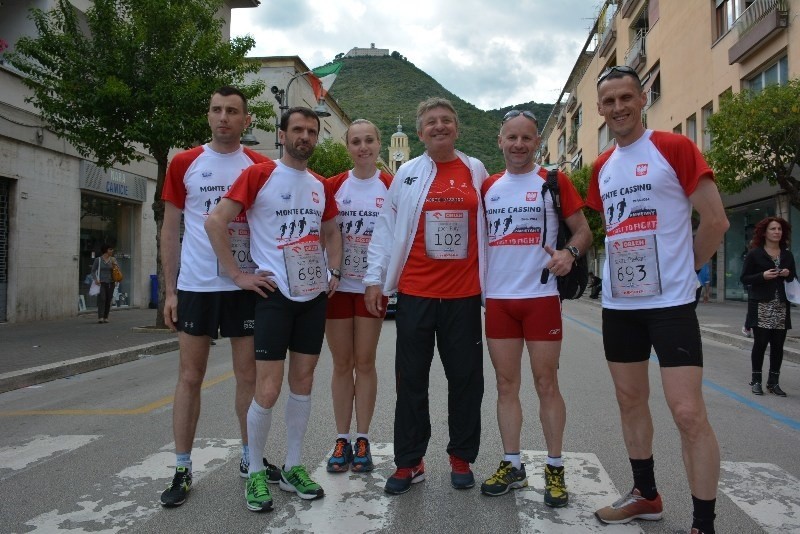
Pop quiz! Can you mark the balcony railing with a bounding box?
[556,109,566,129]
[567,130,578,154]
[598,17,617,58]
[565,93,577,113]
[624,29,647,72]
[735,0,788,37]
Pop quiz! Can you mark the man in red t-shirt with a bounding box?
[365,98,488,494]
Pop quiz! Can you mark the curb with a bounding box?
[0,339,179,394]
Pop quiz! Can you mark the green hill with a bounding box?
[323,55,553,175]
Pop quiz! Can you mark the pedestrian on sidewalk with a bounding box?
[91,244,119,324]
[587,65,729,534]
[740,216,795,397]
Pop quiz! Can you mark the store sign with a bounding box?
[79,161,147,202]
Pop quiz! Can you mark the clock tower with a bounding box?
[389,118,409,174]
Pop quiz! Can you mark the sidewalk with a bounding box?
[1,300,798,394]
[0,307,178,393]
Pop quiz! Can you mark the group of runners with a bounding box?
[157,64,728,534]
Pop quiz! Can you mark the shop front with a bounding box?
[78,162,146,312]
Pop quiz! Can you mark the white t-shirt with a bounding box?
[327,169,392,294]
[482,165,584,299]
[161,144,269,292]
[587,130,714,310]
[225,160,338,302]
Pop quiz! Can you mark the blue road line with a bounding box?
[564,314,800,432]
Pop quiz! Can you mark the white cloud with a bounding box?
[232,0,600,110]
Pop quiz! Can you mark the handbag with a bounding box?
[89,261,101,296]
[785,278,800,304]
[112,262,123,283]
[541,169,589,300]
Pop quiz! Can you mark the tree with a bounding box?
[308,138,353,177]
[567,165,605,252]
[7,0,275,327]
[705,79,800,208]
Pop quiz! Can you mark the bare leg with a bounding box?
[326,318,355,434]
[487,338,524,452]
[607,361,654,459]
[173,333,211,453]
[353,316,382,434]
[230,336,256,444]
[527,339,565,457]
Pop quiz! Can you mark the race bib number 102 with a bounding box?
[424,210,468,259]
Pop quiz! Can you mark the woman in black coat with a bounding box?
[740,217,796,396]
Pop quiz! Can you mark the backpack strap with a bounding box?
[541,169,563,249]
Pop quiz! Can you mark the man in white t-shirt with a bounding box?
[206,107,342,513]
[159,86,280,508]
[587,66,729,534]
[479,110,590,506]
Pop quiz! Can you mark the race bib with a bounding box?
[608,234,662,297]
[283,241,327,297]
[218,222,256,276]
[342,237,369,280]
[424,210,468,259]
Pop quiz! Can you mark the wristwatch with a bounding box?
[565,245,580,260]
[328,268,341,280]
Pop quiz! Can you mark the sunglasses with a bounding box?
[597,65,640,85]
[502,109,538,125]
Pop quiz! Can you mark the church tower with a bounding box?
[389,118,409,174]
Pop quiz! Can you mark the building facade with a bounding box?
[539,0,797,301]
[0,0,259,323]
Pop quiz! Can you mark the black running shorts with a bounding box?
[176,290,256,339]
[254,290,327,361]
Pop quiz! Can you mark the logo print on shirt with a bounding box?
[201,171,212,178]
[636,164,648,177]
[526,192,538,202]
[312,191,319,204]
[404,176,418,186]
[281,193,292,201]
[342,197,352,205]
[490,195,500,202]
[376,197,384,208]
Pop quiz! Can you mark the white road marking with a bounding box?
[23,438,240,533]
[0,434,101,476]
[720,460,800,533]
[517,451,642,533]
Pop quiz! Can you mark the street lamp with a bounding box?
[271,70,332,157]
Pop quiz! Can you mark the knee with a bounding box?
[332,354,355,375]
[495,375,520,399]
[615,387,648,414]
[253,385,280,408]
[671,403,708,438]
[353,353,376,377]
[177,365,206,390]
[289,374,314,396]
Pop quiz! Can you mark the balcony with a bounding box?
[565,93,577,113]
[620,0,641,19]
[728,0,789,64]
[556,109,566,129]
[644,89,660,111]
[566,130,578,155]
[624,29,647,73]
[597,17,617,58]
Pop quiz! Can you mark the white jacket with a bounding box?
[363,150,489,295]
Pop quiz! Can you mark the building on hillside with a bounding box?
[0,0,259,323]
[538,0,796,302]
[345,44,390,58]
[241,56,351,161]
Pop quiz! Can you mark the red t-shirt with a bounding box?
[398,159,481,298]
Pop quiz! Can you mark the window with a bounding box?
[571,152,583,171]
[747,56,789,93]
[673,124,682,135]
[571,106,583,131]
[687,114,697,144]
[714,0,735,40]
[598,123,613,152]
[557,132,566,157]
[702,102,714,150]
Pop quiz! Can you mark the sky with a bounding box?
[231,0,602,111]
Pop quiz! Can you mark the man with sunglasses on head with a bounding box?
[479,110,590,505]
[364,97,488,495]
[588,66,729,534]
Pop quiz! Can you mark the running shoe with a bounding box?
[160,466,192,507]
[595,488,663,524]
[326,438,353,473]
[245,470,273,512]
[239,457,281,482]
[384,460,426,494]
[449,454,475,489]
[480,461,528,496]
[351,437,375,472]
[544,464,569,507]
[279,464,325,500]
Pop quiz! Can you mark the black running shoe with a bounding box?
[160,466,192,507]
[239,457,281,483]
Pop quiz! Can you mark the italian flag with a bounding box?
[310,62,342,101]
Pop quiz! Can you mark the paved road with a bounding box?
[1,300,798,533]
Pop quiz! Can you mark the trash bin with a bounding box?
[149,274,158,309]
